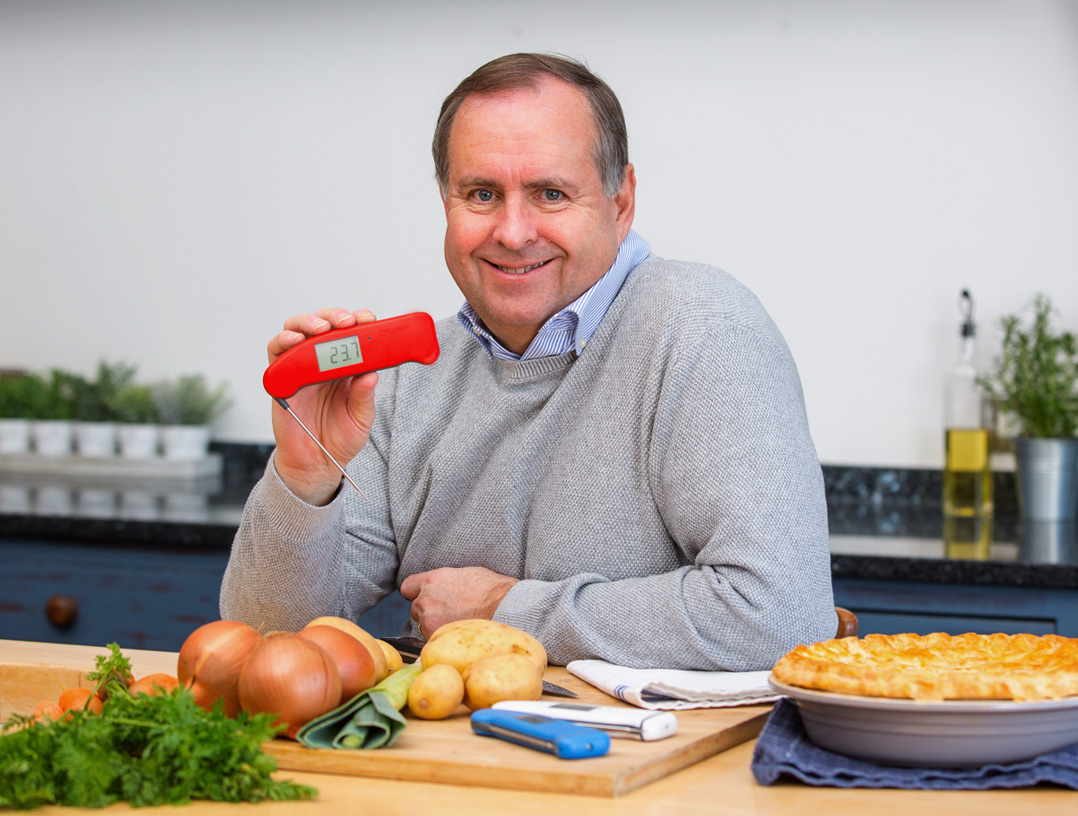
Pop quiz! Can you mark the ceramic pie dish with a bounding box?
[768,676,1078,767]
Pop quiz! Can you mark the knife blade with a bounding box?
[379,635,579,698]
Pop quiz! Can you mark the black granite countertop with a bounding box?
[2,444,1076,590]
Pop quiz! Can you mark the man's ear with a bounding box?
[614,164,636,242]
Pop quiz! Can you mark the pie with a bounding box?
[771,632,1078,701]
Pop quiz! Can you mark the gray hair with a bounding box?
[432,53,629,198]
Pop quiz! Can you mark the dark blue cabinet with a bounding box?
[0,538,412,651]
[1,538,229,652]
[833,577,1078,637]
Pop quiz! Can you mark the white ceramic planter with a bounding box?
[34,484,73,515]
[0,418,32,454]
[0,484,31,513]
[74,421,117,457]
[32,420,74,457]
[120,490,159,520]
[160,425,211,461]
[77,488,116,518]
[117,423,161,459]
[162,490,209,521]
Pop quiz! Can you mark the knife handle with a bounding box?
[470,710,610,759]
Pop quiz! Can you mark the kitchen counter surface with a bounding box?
[30,742,1073,816]
[2,639,1074,815]
[2,451,1076,590]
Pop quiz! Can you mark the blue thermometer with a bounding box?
[470,710,610,759]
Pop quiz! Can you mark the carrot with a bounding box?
[58,687,103,715]
[128,673,180,697]
[32,700,64,724]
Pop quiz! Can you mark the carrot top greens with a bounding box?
[0,644,317,810]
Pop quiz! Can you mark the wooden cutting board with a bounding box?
[0,639,771,797]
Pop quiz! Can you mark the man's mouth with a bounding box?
[492,260,549,275]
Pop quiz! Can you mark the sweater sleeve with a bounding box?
[492,321,836,670]
[218,445,401,632]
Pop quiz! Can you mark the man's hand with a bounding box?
[400,567,519,638]
[269,308,379,505]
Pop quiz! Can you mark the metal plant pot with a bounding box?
[1014,437,1078,520]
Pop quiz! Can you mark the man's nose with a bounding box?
[492,195,538,250]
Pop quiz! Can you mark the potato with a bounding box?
[407,664,465,720]
[306,616,389,681]
[377,639,404,673]
[462,653,543,710]
[420,619,547,676]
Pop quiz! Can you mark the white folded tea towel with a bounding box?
[566,659,780,710]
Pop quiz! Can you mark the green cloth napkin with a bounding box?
[296,663,422,750]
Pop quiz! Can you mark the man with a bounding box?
[220,53,835,670]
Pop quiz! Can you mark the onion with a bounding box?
[238,633,342,739]
[306,616,389,682]
[298,624,378,703]
[177,620,262,717]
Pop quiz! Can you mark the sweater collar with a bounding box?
[457,230,650,361]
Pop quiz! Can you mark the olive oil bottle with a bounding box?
[943,514,993,560]
[943,290,993,517]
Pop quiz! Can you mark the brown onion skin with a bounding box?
[298,624,378,703]
[238,633,342,739]
[177,620,262,718]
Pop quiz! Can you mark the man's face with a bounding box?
[442,77,636,355]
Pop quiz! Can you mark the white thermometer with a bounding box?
[492,700,678,741]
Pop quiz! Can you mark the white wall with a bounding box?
[2,0,1076,468]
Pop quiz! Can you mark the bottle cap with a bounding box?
[960,289,975,338]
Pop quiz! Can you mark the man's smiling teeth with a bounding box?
[496,262,545,275]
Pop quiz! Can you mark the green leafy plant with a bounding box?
[978,293,1078,438]
[22,370,75,421]
[69,361,138,423]
[107,383,160,424]
[0,644,317,810]
[153,375,230,426]
[0,374,40,419]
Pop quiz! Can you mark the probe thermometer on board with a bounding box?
[263,312,440,496]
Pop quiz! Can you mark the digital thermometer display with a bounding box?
[264,311,440,399]
[315,335,363,372]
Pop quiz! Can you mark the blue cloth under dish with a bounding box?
[752,697,1078,790]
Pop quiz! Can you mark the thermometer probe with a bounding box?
[263,312,440,496]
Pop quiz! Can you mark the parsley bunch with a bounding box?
[0,645,316,810]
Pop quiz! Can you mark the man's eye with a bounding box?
[542,189,563,202]
[473,189,494,202]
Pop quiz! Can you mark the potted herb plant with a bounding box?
[28,369,76,456]
[70,361,138,458]
[0,372,38,454]
[153,374,230,460]
[979,294,1078,520]
[109,381,162,459]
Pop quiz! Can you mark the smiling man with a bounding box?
[440,73,634,356]
[221,54,836,671]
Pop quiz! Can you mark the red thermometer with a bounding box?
[263,312,440,497]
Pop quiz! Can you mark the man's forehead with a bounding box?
[447,78,600,171]
[454,77,597,133]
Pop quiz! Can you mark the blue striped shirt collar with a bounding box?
[457,230,650,361]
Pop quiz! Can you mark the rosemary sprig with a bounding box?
[979,293,1078,438]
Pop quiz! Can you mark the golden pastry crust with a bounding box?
[772,632,1078,701]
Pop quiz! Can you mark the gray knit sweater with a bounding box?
[220,255,835,670]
